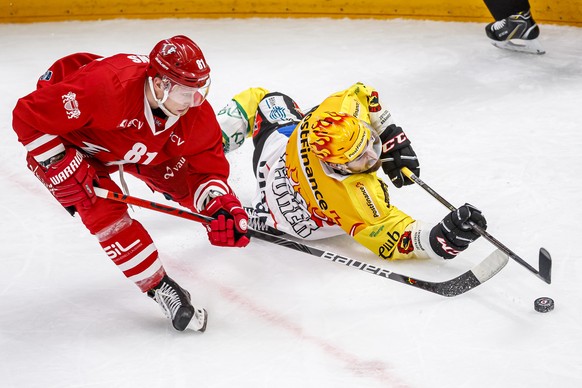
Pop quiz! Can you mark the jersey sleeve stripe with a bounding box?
[24,134,59,152]
[33,143,66,162]
[193,179,230,211]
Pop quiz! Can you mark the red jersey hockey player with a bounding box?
[218,83,487,261]
[12,35,249,332]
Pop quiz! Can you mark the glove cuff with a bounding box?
[193,182,230,212]
[429,222,466,260]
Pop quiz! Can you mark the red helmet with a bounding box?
[147,35,210,87]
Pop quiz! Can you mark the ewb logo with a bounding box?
[269,105,287,121]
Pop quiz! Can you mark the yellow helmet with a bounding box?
[308,112,371,164]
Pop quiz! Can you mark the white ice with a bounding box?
[1,17,581,388]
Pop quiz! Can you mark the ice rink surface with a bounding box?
[1,17,581,388]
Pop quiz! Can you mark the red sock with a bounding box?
[98,219,165,292]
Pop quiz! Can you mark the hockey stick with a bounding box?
[94,187,508,297]
[247,229,508,297]
[94,187,213,223]
[400,167,552,284]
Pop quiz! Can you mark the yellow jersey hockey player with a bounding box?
[218,83,487,261]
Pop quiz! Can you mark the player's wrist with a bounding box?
[40,151,66,168]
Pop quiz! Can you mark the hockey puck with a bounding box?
[534,297,554,313]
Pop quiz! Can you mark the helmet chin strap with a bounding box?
[147,77,178,118]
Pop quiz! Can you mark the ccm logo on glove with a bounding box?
[381,132,408,154]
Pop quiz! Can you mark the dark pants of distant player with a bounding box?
[483,0,531,20]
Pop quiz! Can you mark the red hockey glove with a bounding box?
[201,193,249,247]
[27,148,98,211]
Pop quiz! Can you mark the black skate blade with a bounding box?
[491,39,546,55]
[538,247,552,284]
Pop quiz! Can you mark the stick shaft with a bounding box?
[400,167,550,283]
[95,187,505,296]
[94,187,213,223]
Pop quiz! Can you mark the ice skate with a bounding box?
[147,275,208,332]
[245,205,284,235]
[486,10,545,55]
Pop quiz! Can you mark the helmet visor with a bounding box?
[327,130,381,174]
[166,77,211,108]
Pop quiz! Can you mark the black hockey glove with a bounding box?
[429,204,487,260]
[379,124,420,188]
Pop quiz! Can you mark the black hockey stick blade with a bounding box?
[386,249,508,297]
[400,167,552,285]
[249,228,509,297]
[538,248,552,284]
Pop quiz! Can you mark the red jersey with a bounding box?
[12,52,232,211]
